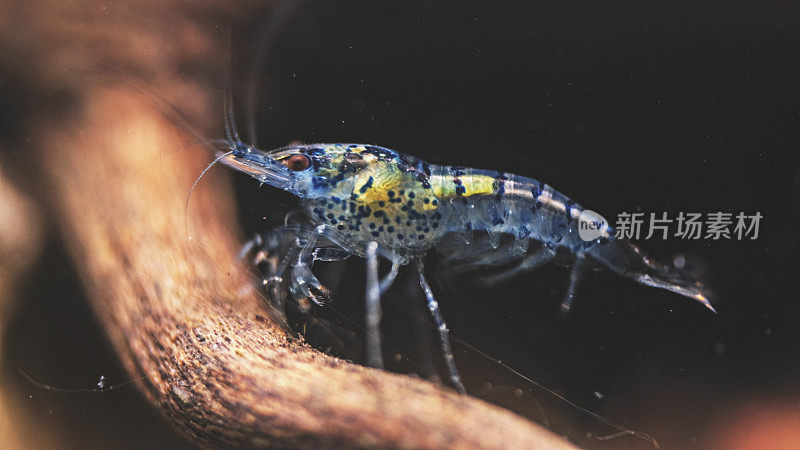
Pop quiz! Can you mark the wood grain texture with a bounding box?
[4,0,577,447]
[34,80,575,449]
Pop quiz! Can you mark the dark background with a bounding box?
[5,1,800,448]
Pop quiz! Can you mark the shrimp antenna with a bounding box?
[17,367,142,394]
[184,27,243,238]
[223,28,242,148]
[184,149,235,237]
[245,0,308,146]
[450,338,662,448]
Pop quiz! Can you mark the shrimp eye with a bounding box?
[285,154,311,171]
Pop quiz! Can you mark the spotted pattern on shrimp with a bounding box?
[221,140,716,308]
[301,144,444,252]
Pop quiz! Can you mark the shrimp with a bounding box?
[216,118,715,392]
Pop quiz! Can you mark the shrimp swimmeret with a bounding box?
[214,128,716,393]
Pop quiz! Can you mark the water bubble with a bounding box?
[673,253,687,270]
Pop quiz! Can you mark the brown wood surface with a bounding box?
[0,162,48,448]
[3,0,577,447]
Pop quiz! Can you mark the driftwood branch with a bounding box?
[0,162,47,448]
[5,0,576,447]
[34,82,574,450]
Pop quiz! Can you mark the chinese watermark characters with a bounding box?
[613,212,762,240]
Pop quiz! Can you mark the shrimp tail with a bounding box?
[586,238,716,313]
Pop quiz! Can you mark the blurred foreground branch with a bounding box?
[0,163,46,447]
[3,0,575,447]
[32,77,574,450]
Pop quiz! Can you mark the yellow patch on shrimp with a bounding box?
[352,164,439,213]
[431,174,496,199]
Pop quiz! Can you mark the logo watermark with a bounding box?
[578,209,609,241]
[578,210,762,241]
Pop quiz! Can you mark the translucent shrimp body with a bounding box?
[226,144,586,255]
[223,141,715,391]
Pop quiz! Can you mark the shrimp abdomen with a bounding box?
[431,167,586,248]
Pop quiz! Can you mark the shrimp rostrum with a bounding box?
[220,137,715,393]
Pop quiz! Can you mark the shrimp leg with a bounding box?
[290,225,337,306]
[476,245,556,287]
[441,238,528,277]
[559,254,588,316]
[365,242,381,367]
[239,229,301,314]
[418,260,466,393]
[238,232,265,263]
[365,242,400,368]
[245,224,349,311]
[436,236,529,293]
